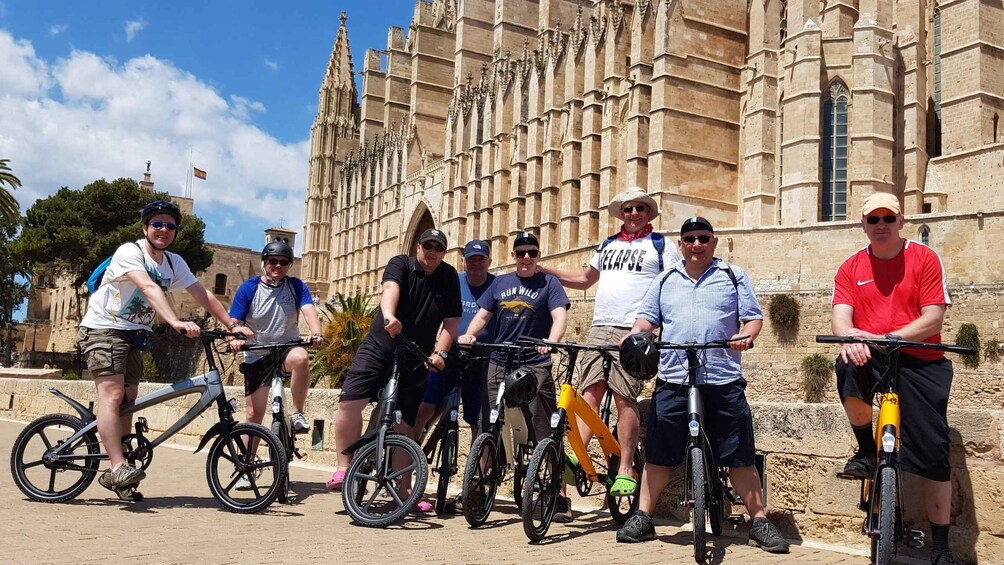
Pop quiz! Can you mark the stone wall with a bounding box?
[4,376,1001,561]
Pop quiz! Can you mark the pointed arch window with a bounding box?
[920,226,930,246]
[821,81,849,221]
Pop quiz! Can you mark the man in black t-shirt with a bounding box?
[328,228,462,502]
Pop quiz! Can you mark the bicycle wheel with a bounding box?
[522,437,561,542]
[607,444,644,525]
[873,466,897,565]
[206,422,286,513]
[10,414,101,503]
[462,432,501,527]
[689,446,709,563]
[709,467,725,536]
[271,418,291,504]
[434,428,458,514]
[342,433,428,527]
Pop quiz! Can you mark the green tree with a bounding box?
[0,214,30,363]
[0,159,22,224]
[310,292,378,387]
[18,177,214,287]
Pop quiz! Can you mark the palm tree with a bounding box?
[0,160,21,223]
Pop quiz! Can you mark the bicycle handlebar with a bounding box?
[239,339,313,352]
[652,336,754,350]
[815,335,975,355]
[181,328,248,341]
[515,336,618,353]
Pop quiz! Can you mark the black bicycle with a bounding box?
[652,337,751,563]
[10,329,286,513]
[238,338,313,503]
[816,335,974,565]
[460,341,538,527]
[340,335,430,527]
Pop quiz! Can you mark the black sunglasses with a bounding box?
[421,241,446,253]
[622,204,648,214]
[149,221,177,231]
[682,235,712,244]
[866,215,898,225]
[267,258,291,267]
[514,249,540,259]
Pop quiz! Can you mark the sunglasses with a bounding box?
[622,204,648,214]
[149,221,177,231]
[682,235,712,244]
[267,258,291,267]
[421,242,446,253]
[514,249,540,259]
[865,215,898,225]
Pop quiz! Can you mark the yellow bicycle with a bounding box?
[816,335,974,565]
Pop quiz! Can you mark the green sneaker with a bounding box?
[563,453,579,486]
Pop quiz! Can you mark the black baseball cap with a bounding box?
[419,228,448,247]
[513,230,539,248]
[680,216,714,235]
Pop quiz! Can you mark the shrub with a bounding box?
[310,292,378,388]
[62,372,81,380]
[801,353,832,403]
[985,338,1000,363]
[956,323,981,369]
[769,294,801,333]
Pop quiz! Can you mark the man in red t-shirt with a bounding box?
[831,192,956,565]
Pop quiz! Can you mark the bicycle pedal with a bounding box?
[905,529,925,549]
[135,417,149,434]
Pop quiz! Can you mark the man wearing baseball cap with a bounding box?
[412,239,495,512]
[329,227,462,511]
[831,193,958,564]
[617,216,788,553]
[540,186,679,507]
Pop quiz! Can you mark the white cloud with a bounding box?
[49,24,69,36]
[0,30,309,232]
[124,19,146,42]
[263,58,278,71]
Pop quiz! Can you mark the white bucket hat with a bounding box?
[608,187,660,220]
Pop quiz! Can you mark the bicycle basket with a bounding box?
[619,333,659,380]
[502,367,538,408]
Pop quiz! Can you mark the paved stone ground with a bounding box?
[1,419,870,565]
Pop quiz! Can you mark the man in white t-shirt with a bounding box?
[540,186,678,500]
[77,200,253,492]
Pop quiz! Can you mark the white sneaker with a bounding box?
[235,474,252,491]
[292,412,310,434]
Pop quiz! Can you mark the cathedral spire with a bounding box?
[323,11,356,92]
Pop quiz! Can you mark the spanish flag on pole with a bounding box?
[193,167,207,180]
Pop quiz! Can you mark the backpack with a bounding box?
[597,232,667,272]
[86,242,173,294]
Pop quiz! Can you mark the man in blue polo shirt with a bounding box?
[615,217,789,554]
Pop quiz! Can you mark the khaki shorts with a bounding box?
[77,327,145,386]
[576,325,643,401]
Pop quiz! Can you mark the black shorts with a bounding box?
[339,341,430,427]
[836,354,953,482]
[645,378,756,468]
[240,350,291,397]
[422,356,486,426]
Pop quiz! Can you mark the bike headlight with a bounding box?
[490,408,499,424]
[394,410,402,425]
[688,420,700,437]
[550,413,560,429]
[271,400,281,413]
[228,398,238,412]
[450,409,459,422]
[881,432,896,453]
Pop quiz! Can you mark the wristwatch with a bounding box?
[228,320,241,329]
[434,350,449,362]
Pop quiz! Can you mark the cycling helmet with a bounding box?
[619,333,659,380]
[261,241,294,261]
[141,200,182,225]
[502,367,538,408]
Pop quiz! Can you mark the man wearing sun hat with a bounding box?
[830,192,958,564]
[540,186,679,506]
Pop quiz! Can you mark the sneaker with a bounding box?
[931,549,957,565]
[841,452,876,479]
[552,495,573,524]
[291,412,309,434]
[235,474,253,491]
[98,463,146,491]
[748,518,790,554]
[616,511,656,543]
[444,494,463,514]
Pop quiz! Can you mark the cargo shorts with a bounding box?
[77,326,146,386]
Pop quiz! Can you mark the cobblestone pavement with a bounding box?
[1,419,869,565]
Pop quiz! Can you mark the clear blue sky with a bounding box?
[0,0,417,254]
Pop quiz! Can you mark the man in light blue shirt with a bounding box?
[615,217,788,554]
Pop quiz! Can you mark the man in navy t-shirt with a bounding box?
[459,231,571,517]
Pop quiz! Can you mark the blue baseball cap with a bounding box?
[463,240,490,259]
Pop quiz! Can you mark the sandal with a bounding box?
[563,453,580,486]
[325,470,346,491]
[609,474,638,496]
[414,499,434,512]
